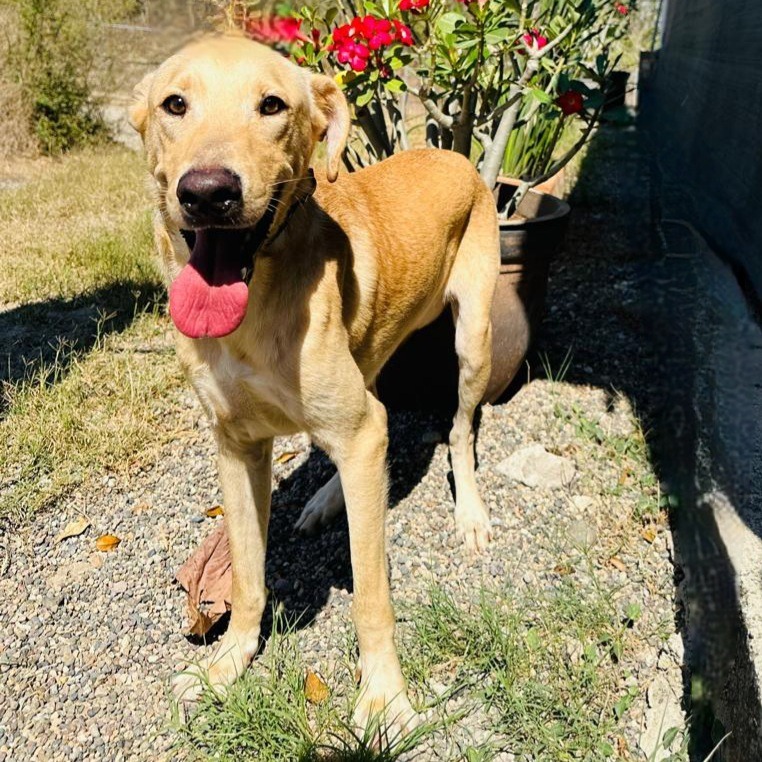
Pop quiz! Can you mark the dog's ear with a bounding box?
[310,74,350,183]
[128,70,155,137]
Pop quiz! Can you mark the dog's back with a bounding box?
[312,148,499,381]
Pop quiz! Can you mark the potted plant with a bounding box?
[216,0,634,406]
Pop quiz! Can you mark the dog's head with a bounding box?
[129,34,350,339]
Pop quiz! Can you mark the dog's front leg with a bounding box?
[319,392,416,735]
[172,437,272,708]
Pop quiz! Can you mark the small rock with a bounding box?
[47,562,92,592]
[496,444,576,489]
[666,633,684,663]
[89,553,104,569]
[567,519,597,548]
[571,495,594,511]
[640,674,685,759]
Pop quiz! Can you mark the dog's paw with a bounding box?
[353,684,419,747]
[455,501,492,553]
[171,631,256,720]
[294,474,345,534]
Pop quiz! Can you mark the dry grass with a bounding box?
[0,146,152,304]
[0,144,187,525]
[0,4,36,156]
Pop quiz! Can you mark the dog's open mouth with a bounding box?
[169,227,259,340]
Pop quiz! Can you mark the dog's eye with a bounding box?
[260,95,286,116]
[162,95,187,117]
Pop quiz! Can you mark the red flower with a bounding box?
[399,0,430,11]
[556,90,584,115]
[615,2,629,14]
[330,15,413,73]
[393,20,414,45]
[521,28,548,52]
[245,15,306,45]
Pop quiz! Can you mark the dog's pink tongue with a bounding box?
[169,230,250,339]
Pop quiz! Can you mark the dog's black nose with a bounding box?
[177,168,243,223]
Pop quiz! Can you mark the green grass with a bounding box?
[552,398,663,524]
[177,572,654,761]
[402,581,641,760]
[0,146,152,303]
[172,614,443,761]
[0,144,185,524]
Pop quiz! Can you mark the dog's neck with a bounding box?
[259,170,317,255]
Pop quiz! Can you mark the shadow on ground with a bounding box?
[0,280,164,415]
[252,407,448,642]
[532,121,753,760]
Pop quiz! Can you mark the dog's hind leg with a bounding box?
[446,189,499,552]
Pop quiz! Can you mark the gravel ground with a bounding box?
[0,382,681,761]
[0,125,686,761]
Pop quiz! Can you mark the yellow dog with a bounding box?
[130,33,499,732]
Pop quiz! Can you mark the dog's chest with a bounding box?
[189,345,301,440]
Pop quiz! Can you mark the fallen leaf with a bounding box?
[553,563,575,576]
[641,526,657,544]
[188,608,215,638]
[88,552,104,569]
[55,516,90,544]
[176,525,232,637]
[275,451,299,465]
[205,505,224,518]
[609,556,626,572]
[305,669,329,704]
[96,534,121,552]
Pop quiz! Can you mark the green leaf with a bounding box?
[662,726,680,748]
[613,693,632,719]
[383,78,406,93]
[597,740,614,757]
[525,628,541,650]
[528,88,554,105]
[355,90,375,107]
[437,12,465,35]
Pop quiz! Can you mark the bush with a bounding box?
[1,0,145,155]
[13,0,109,153]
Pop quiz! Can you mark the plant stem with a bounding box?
[480,59,538,190]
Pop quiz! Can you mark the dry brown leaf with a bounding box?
[205,505,224,518]
[275,451,299,465]
[609,556,626,572]
[188,608,216,638]
[95,534,121,552]
[305,669,329,704]
[553,563,575,576]
[55,516,90,543]
[641,526,657,544]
